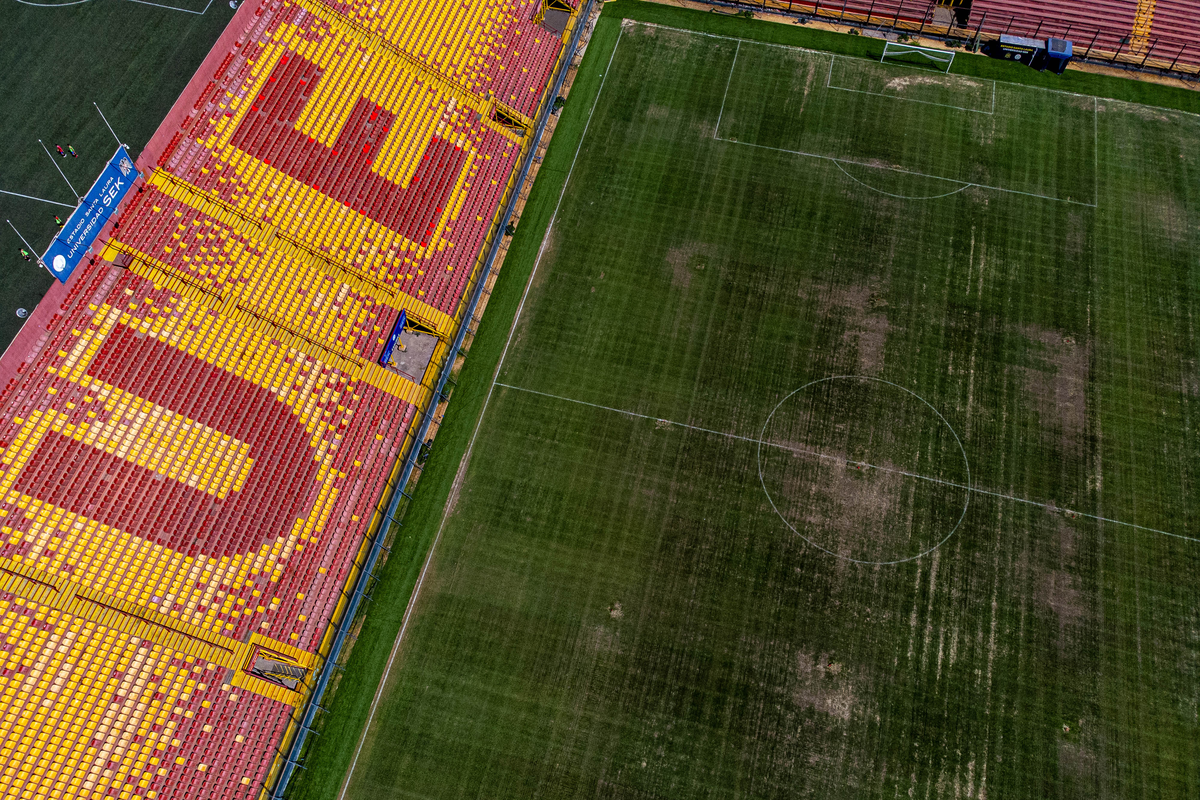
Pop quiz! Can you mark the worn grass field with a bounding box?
[0,0,235,350]
[323,12,1199,800]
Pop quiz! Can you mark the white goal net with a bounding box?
[881,42,956,73]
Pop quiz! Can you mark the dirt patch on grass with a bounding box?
[1064,210,1088,259]
[885,74,985,92]
[645,104,671,121]
[787,49,823,114]
[761,376,966,562]
[1038,569,1086,629]
[773,448,910,561]
[794,650,856,722]
[1184,367,1200,398]
[1058,739,1100,795]
[1143,189,1192,248]
[824,283,891,375]
[1020,325,1089,453]
[1111,100,1175,124]
[664,243,714,289]
[588,624,620,654]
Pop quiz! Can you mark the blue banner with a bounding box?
[42,146,139,283]
[379,309,407,366]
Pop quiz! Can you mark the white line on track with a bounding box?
[336,25,627,800]
[495,381,1196,544]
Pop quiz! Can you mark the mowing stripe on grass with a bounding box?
[711,32,1098,207]
[829,160,973,201]
[826,53,998,115]
[495,381,1196,545]
[335,25,628,800]
[124,0,214,15]
[715,136,1098,207]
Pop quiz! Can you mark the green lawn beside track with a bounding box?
[0,0,234,350]
[323,11,1200,800]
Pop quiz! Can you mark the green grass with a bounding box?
[324,11,1200,800]
[0,0,235,350]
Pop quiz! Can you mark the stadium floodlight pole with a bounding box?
[6,220,52,275]
[37,140,80,199]
[93,103,125,148]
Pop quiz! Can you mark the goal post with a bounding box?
[881,42,956,73]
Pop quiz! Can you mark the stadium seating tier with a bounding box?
[0,0,575,796]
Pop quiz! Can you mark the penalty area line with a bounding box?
[335,25,627,800]
[123,0,213,14]
[13,0,93,6]
[715,136,1098,208]
[496,382,1195,545]
[826,54,998,116]
[711,45,1091,208]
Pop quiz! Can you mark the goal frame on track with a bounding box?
[881,42,956,73]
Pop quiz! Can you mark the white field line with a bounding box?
[496,382,1196,544]
[715,42,1095,208]
[14,0,93,6]
[827,53,997,115]
[1094,95,1100,208]
[124,0,212,14]
[637,19,1200,118]
[0,188,76,208]
[831,160,972,200]
[336,26,627,800]
[713,41,740,138]
[717,135,1098,207]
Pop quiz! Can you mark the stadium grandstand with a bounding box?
[714,0,1200,75]
[0,0,582,797]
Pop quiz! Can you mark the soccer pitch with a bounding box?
[324,13,1199,800]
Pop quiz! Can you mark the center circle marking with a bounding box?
[756,375,971,565]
